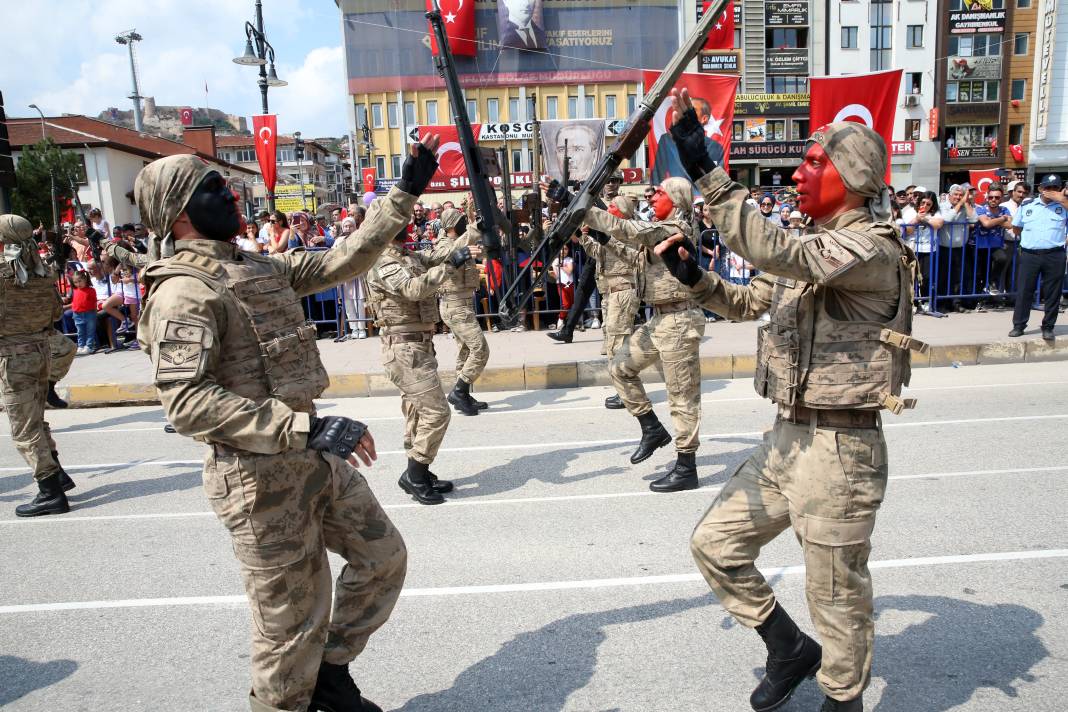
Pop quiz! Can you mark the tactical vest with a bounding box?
[0,262,61,337]
[754,239,927,414]
[639,218,694,305]
[144,251,329,411]
[440,260,480,297]
[366,249,440,331]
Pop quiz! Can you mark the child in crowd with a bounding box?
[70,270,98,354]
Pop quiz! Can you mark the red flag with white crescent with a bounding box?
[179,108,194,126]
[809,69,903,182]
[362,167,377,194]
[969,169,1000,204]
[703,1,734,50]
[427,0,477,57]
[642,70,739,179]
[417,124,481,190]
[252,115,278,194]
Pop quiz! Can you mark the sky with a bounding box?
[2,0,349,138]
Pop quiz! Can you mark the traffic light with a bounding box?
[294,136,305,161]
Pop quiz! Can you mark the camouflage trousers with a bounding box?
[48,330,76,383]
[204,447,407,712]
[0,337,60,481]
[609,308,704,453]
[602,288,639,360]
[382,337,451,464]
[441,297,489,384]
[690,415,888,702]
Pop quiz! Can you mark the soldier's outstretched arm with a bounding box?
[373,260,456,302]
[582,207,646,246]
[104,241,151,269]
[655,234,773,321]
[139,277,311,454]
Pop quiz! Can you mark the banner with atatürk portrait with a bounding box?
[497,0,546,51]
[539,119,607,186]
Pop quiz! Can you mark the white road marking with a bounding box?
[2,464,1065,525]
[1,548,1064,614]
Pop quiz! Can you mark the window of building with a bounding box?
[404,101,416,127]
[907,72,923,94]
[386,102,398,128]
[767,28,807,48]
[375,156,386,176]
[509,97,520,121]
[371,104,383,128]
[950,33,1002,57]
[905,119,921,140]
[585,96,595,118]
[627,94,637,115]
[765,75,808,93]
[606,95,617,118]
[512,149,523,173]
[487,98,500,122]
[907,26,923,48]
[791,119,809,140]
[546,96,559,119]
[359,156,370,169]
[767,120,786,141]
[1017,0,1031,7]
[947,80,999,102]
[842,27,858,49]
[732,121,744,141]
[734,28,742,48]
[1014,33,1029,55]
[236,148,254,162]
[946,125,998,149]
[425,100,438,124]
[356,105,368,129]
[391,154,401,178]
[466,99,478,121]
[1009,124,1024,144]
[1011,79,1026,101]
[567,96,578,118]
[870,1,892,71]
[277,149,294,163]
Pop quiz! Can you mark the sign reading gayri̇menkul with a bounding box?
[765,1,808,26]
[947,9,1006,35]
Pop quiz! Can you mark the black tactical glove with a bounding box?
[307,416,368,460]
[669,107,718,182]
[396,143,439,196]
[449,246,472,268]
[657,236,704,288]
[589,230,610,245]
[546,179,574,207]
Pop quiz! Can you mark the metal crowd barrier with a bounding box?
[55,258,144,353]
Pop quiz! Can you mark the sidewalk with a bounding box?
[61,308,1068,406]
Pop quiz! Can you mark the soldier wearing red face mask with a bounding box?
[655,89,927,712]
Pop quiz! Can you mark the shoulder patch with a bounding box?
[153,318,212,383]
[801,233,861,282]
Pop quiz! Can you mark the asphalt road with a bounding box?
[1,362,1066,711]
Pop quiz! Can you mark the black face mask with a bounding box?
[454,216,468,235]
[185,171,240,241]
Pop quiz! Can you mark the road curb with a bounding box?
[57,338,1068,408]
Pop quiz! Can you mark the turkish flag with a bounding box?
[969,169,1000,204]
[703,1,734,50]
[252,115,278,194]
[361,167,377,194]
[427,0,477,57]
[179,108,194,126]
[417,124,481,190]
[642,70,740,180]
[809,69,902,182]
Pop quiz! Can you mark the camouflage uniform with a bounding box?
[436,210,489,385]
[48,330,75,384]
[0,215,64,483]
[366,242,459,464]
[135,155,411,712]
[578,230,641,361]
[104,240,152,269]
[583,180,705,455]
[686,124,927,703]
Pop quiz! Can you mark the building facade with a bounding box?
[217,136,344,213]
[1027,0,1068,180]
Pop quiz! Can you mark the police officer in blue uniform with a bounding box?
[1008,174,1068,341]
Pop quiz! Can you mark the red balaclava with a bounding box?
[791,143,848,221]
[650,187,675,221]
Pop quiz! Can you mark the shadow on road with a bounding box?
[395,595,712,712]
[50,408,168,433]
[0,655,78,705]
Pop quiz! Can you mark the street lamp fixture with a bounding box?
[27,104,59,233]
[233,38,264,66]
[266,63,287,88]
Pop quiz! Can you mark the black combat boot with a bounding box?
[447,378,480,416]
[750,603,822,712]
[649,451,698,492]
[46,382,68,408]
[629,411,672,464]
[547,329,573,344]
[15,474,70,517]
[427,469,454,494]
[469,384,488,410]
[604,394,625,410]
[819,696,863,711]
[309,661,383,712]
[51,451,75,492]
[398,459,445,505]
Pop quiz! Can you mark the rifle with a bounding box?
[496,0,731,324]
[425,1,500,257]
[66,174,103,262]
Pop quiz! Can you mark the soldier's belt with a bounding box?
[384,331,434,344]
[608,283,636,294]
[440,292,473,302]
[779,404,879,429]
[652,300,697,315]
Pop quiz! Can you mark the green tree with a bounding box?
[11,139,83,229]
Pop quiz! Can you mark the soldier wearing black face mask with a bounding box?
[134,138,441,712]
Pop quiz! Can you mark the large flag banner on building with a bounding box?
[702,1,734,50]
[969,169,1001,204]
[643,71,740,181]
[539,119,607,185]
[416,124,482,190]
[427,0,477,56]
[497,0,546,51]
[809,69,903,182]
[251,114,278,195]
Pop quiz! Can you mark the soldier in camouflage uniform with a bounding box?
[136,139,441,712]
[365,223,481,505]
[0,215,76,517]
[436,207,490,416]
[578,196,641,410]
[658,92,927,712]
[573,177,705,493]
[46,330,75,408]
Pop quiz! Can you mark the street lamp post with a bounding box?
[233,0,287,211]
[294,131,307,211]
[114,30,145,132]
[28,104,58,234]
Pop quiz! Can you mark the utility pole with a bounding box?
[28,104,58,233]
[114,30,145,132]
[294,132,307,210]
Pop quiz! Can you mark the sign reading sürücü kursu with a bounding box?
[730,141,805,160]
